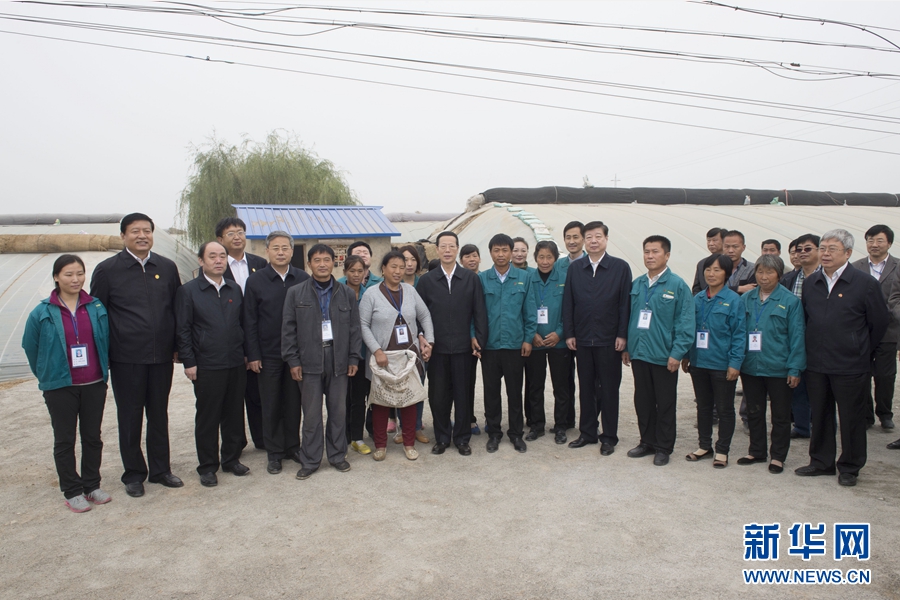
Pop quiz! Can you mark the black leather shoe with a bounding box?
[149,473,183,488]
[790,429,810,439]
[600,442,615,456]
[555,430,567,445]
[486,437,500,453]
[568,436,596,449]
[289,450,303,464]
[223,462,250,476]
[511,437,527,453]
[296,467,316,480]
[737,456,767,466]
[887,438,900,449]
[457,443,472,456]
[838,473,858,487]
[431,443,449,455]
[653,452,669,466]
[124,482,144,497]
[524,429,544,442]
[882,418,895,430]
[331,460,351,472]
[768,463,784,474]
[267,460,282,474]
[795,464,836,477]
[627,444,654,458]
[200,472,217,487]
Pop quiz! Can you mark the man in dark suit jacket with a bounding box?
[797,229,889,487]
[416,231,488,456]
[243,231,309,475]
[90,212,184,498]
[216,216,268,450]
[852,224,899,430]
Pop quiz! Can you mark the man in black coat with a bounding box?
[243,231,309,475]
[562,221,632,456]
[216,216,268,450]
[176,241,249,487]
[797,229,890,487]
[416,231,488,456]
[90,212,183,498]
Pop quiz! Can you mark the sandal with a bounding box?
[713,453,728,468]
[685,448,713,461]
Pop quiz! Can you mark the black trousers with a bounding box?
[482,349,525,440]
[429,352,473,446]
[690,367,737,454]
[524,347,571,432]
[866,340,896,424]
[193,366,247,475]
[257,358,302,461]
[346,359,369,443]
[565,353,577,429]
[575,345,622,445]
[740,374,792,462]
[632,360,678,454]
[44,382,107,499]
[244,370,264,449]
[109,361,173,484]
[466,354,479,425]
[807,371,868,476]
[523,362,532,426]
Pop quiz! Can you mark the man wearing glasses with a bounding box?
[216,217,268,451]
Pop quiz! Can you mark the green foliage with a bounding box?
[178,131,357,244]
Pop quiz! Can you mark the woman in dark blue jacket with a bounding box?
[22,255,110,513]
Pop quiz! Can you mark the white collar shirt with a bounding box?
[589,252,606,274]
[126,248,151,270]
[825,262,848,293]
[869,258,887,280]
[227,254,250,292]
[495,266,509,283]
[442,263,456,292]
[204,273,225,293]
[648,267,668,287]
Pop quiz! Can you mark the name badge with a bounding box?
[71,344,89,368]
[395,324,409,345]
[322,320,333,341]
[696,330,709,349]
[749,331,762,352]
[537,307,549,325]
[637,309,652,330]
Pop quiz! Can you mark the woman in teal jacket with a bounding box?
[738,255,806,474]
[22,255,110,513]
[682,254,746,468]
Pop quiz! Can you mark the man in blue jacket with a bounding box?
[622,236,694,466]
[563,221,632,456]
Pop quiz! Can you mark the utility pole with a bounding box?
[611,174,620,188]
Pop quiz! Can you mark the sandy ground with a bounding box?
[1,367,899,600]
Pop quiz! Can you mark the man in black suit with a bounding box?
[852,224,899,431]
[90,213,184,498]
[244,231,309,475]
[416,231,488,456]
[216,216,268,450]
[796,229,889,487]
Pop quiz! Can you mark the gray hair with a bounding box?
[820,229,854,251]
[754,254,785,279]
[265,230,294,249]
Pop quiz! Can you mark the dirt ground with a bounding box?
[1,368,899,600]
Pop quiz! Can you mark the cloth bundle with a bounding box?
[368,350,427,408]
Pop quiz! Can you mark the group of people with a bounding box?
[22,213,899,512]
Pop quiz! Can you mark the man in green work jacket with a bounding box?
[478,233,538,454]
[622,236,695,466]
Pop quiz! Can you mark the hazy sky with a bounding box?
[2,1,898,228]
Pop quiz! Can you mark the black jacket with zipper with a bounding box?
[415,264,487,355]
[243,265,309,362]
[175,274,245,370]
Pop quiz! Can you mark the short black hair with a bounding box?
[533,240,559,260]
[643,235,671,254]
[761,239,781,251]
[307,243,335,261]
[788,238,799,252]
[723,230,746,244]
[215,217,247,238]
[52,254,86,290]
[488,233,514,251]
[794,233,821,248]
[512,237,529,249]
[427,258,441,271]
[584,221,609,236]
[460,243,480,258]
[120,213,154,234]
[381,249,407,269]
[563,221,585,237]
[706,227,726,239]
[435,231,459,247]
[702,253,733,279]
[197,241,226,258]
[347,241,372,256]
[865,224,894,245]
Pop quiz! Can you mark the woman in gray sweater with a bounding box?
[359,251,434,460]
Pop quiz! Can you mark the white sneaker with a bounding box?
[65,494,92,513]
[86,489,112,504]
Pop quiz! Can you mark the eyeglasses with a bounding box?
[796,246,817,254]
[819,245,845,255]
[223,231,245,239]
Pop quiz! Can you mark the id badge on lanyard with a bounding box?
[696,330,709,349]
[322,320,333,341]
[71,344,89,368]
[537,307,549,325]
[637,310,652,330]
[395,324,409,344]
[749,331,762,352]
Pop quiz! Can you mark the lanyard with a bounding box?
[700,294,718,329]
[318,285,332,321]
[538,279,549,307]
[68,300,82,344]
[644,280,659,307]
[753,297,771,330]
[870,262,884,279]
[385,284,405,322]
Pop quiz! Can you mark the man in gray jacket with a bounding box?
[282,244,361,479]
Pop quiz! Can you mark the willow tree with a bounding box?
[178,131,357,245]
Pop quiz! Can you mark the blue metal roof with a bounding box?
[233,205,401,239]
